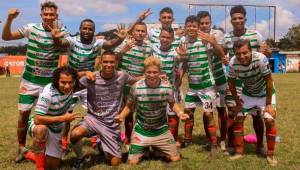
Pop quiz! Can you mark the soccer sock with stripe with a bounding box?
[184,112,194,142]
[266,120,277,156]
[168,115,179,141]
[233,121,244,154]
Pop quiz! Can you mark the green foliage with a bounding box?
[279,24,300,50]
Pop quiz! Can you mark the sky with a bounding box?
[0,0,300,45]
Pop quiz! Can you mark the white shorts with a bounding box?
[237,93,276,119]
[29,123,64,159]
[18,79,45,111]
[184,88,217,112]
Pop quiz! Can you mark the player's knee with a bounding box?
[170,154,180,162]
[264,118,275,129]
[109,157,121,166]
[19,110,31,122]
[33,125,48,140]
[70,128,84,143]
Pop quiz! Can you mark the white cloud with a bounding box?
[101,23,117,31]
[40,0,128,16]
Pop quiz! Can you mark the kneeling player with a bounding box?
[227,39,278,166]
[116,56,189,165]
[70,51,137,168]
[27,67,81,170]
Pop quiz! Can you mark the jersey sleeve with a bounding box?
[65,36,76,48]
[95,38,105,49]
[79,76,88,88]
[35,90,51,115]
[259,54,271,77]
[127,84,137,103]
[123,71,134,84]
[114,40,126,53]
[18,24,33,38]
[227,57,237,80]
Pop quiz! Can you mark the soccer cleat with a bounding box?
[228,154,244,161]
[267,156,278,166]
[220,140,226,152]
[210,144,217,159]
[256,147,266,157]
[15,147,28,163]
[223,147,235,156]
[180,141,192,148]
[72,158,85,170]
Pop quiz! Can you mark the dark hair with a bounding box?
[230,5,246,17]
[102,50,116,57]
[80,19,95,30]
[185,15,199,25]
[160,7,173,15]
[160,27,174,36]
[197,11,211,20]
[52,66,78,92]
[233,39,252,52]
[133,21,147,30]
[41,1,58,10]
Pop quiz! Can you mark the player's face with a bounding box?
[235,44,252,66]
[58,73,74,95]
[159,30,174,50]
[185,21,199,38]
[101,55,116,75]
[199,16,211,33]
[40,7,58,29]
[231,13,246,31]
[80,22,95,41]
[132,24,147,41]
[159,12,174,28]
[145,65,161,84]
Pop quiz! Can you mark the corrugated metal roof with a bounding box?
[279,51,300,55]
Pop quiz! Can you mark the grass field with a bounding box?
[0,73,300,170]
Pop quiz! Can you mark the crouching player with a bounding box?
[227,39,278,166]
[70,51,137,168]
[27,66,81,170]
[116,56,189,164]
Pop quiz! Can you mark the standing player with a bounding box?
[70,51,137,168]
[115,56,189,165]
[114,21,152,148]
[197,11,228,151]
[223,5,271,154]
[1,2,68,162]
[27,66,81,170]
[151,27,185,146]
[180,15,218,159]
[227,39,277,166]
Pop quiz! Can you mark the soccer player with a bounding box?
[51,19,127,150]
[223,5,271,154]
[114,21,152,148]
[115,56,189,165]
[27,66,81,170]
[180,15,218,159]
[151,26,186,147]
[197,11,228,152]
[227,39,277,166]
[1,2,68,162]
[70,51,137,168]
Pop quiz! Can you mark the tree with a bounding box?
[278,24,300,50]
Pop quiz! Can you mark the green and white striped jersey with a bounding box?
[18,23,67,85]
[34,83,73,132]
[207,29,227,86]
[115,39,152,76]
[66,35,105,71]
[223,29,263,59]
[148,27,181,48]
[228,51,272,97]
[128,79,174,137]
[151,44,178,84]
[184,37,214,90]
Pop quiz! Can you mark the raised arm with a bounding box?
[50,23,70,48]
[2,8,24,40]
[102,23,127,50]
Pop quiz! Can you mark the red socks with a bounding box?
[168,115,179,141]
